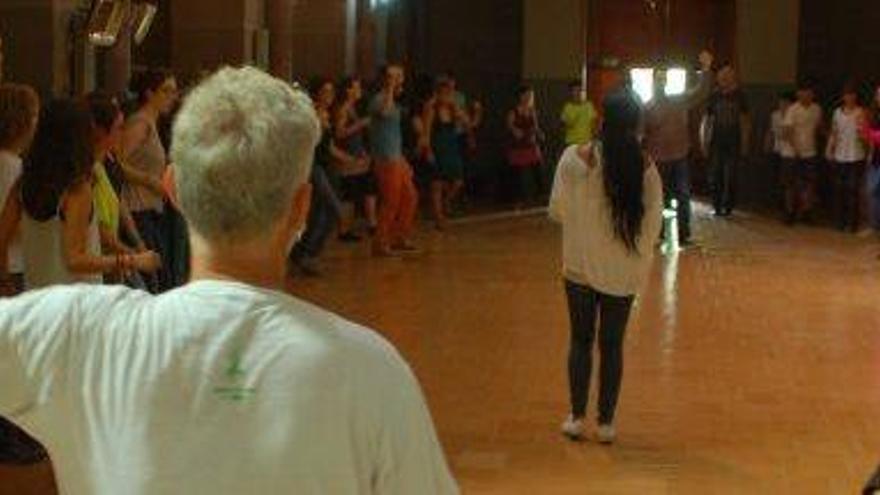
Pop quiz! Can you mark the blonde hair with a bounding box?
[171,67,319,243]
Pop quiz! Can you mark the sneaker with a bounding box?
[560,415,585,441]
[597,424,616,445]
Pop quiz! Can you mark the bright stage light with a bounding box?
[630,67,689,104]
[665,68,687,96]
[630,68,654,104]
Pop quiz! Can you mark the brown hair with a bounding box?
[0,83,39,149]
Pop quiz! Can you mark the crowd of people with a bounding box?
[3,25,880,490]
[767,81,880,233]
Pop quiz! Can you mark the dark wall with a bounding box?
[0,2,58,95]
[406,0,524,196]
[799,0,880,96]
[591,0,736,65]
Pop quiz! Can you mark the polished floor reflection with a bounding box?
[3,207,880,494]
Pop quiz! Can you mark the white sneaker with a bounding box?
[561,415,585,440]
[597,424,616,445]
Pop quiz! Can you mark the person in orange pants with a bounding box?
[374,157,418,254]
[369,65,419,256]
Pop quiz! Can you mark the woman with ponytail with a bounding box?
[549,89,663,444]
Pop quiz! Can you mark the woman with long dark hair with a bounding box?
[549,89,663,444]
[86,91,159,287]
[0,99,159,288]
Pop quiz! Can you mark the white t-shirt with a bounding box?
[0,150,24,273]
[771,109,795,159]
[0,281,458,495]
[783,103,823,159]
[549,144,663,297]
[831,107,867,163]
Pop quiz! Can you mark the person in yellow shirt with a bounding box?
[561,80,598,146]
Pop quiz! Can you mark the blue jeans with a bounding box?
[292,166,343,260]
[867,165,880,230]
[659,159,692,241]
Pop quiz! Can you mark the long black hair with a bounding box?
[20,99,94,222]
[600,90,646,253]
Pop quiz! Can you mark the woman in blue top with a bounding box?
[427,80,473,230]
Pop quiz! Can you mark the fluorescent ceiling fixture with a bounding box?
[630,68,654,104]
[371,0,392,7]
[665,68,687,96]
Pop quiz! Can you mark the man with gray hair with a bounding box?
[0,67,458,494]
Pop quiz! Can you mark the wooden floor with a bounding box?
[3,206,880,494]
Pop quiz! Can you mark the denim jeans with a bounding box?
[292,166,343,260]
[565,280,634,424]
[867,165,880,230]
[659,158,693,241]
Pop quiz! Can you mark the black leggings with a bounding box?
[565,280,634,424]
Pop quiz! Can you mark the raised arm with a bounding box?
[681,50,715,108]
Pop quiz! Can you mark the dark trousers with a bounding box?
[659,158,692,241]
[781,157,820,218]
[868,165,880,230]
[709,142,739,214]
[565,280,634,424]
[132,209,170,293]
[513,165,545,204]
[833,161,866,231]
[163,204,191,288]
[292,166,342,260]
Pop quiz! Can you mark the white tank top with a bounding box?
[21,201,103,290]
[832,107,867,163]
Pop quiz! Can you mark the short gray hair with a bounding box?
[171,66,319,243]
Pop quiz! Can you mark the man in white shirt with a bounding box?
[0,82,45,464]
[782,82,823,224]
[0,67,458,494]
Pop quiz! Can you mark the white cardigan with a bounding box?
[549,144,663,297]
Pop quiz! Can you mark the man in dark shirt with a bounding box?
[702,64,751,216]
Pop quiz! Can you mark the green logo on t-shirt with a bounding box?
[213,347,257,402]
